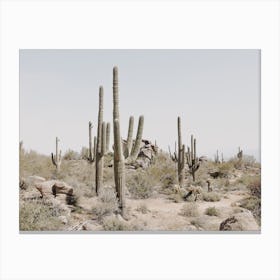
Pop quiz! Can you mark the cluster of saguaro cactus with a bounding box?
[177,117,185,187]
[237,147,243,159]
[113,66,126,213]
[186,135,200,182]
[51,137,62,173]
[124,115,144,162]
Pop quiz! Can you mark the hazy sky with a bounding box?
[20,49,260,161]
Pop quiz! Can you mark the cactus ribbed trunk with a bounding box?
[177,117,184,187]
[106,122,110,153]
[124,116,134,158]
[88,121,94,163]
[113,66,126,214]
[129,115,144,161]
[95,86,105,194]
[51,137,62,174]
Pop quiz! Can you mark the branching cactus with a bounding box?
[87,121,95,163]
[51,137,62,173]
[113,66,126,214]
[177,117,185,187]
[95,86,106,194]
[237,147,243,159]
[186,135,200,181]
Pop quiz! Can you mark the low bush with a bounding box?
[202,191,220,202]
[205,206,220,216]
[180,203,199,217]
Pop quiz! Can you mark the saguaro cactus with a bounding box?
[95,86,106,194]
[186,135,200,182]
[237,147,243,159]
[124,116,134,158]
[105,122,111,153]
[128,115,144,161]
[113,66,126,213]
[177,117,185,187]
[214,150,220,164]
[87,121,95,163]
[51,137,62,173]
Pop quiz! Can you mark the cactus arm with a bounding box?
[129,115,144,161]
[124,116,134,158]
[105,122,110,153]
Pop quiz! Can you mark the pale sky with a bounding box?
[20,49,260,161]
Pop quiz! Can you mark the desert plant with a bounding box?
[63,149,79,160]
[202,191,220,202]
[87,121,95,163]
[51,137,62,173]
[205,206,220,216]
[95,86,107,194]
[113,67,126,214]
[102,216,130,231]
[180,203,199,217]
[177,117,185,187]
[186,135,200,181]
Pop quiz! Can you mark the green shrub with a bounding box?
[205,206,220,216]
[202,192,220,202]
[180,203,199,217]
[126,170,154,199]
[92,188,119,218]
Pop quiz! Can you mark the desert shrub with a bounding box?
[102,216,131,231]
[80,146,89,160]
[92,188,119,218]
[147,152,177,188]
[180,203,199,217]
[136,203,149,214]
[126,170,154,199]
[247,178,261,198]
[202,191,220,202]
[205,206,220,216]
[63,149,80,160]
[239,197,261,225]
[169,193,185,203]
[19,199,65,231]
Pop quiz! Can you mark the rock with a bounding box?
[20,175,46,190]
[58,215,68,225]
[35,180,73,198]
[219,211,260,231]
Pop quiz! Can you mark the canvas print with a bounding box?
[19,50,261,232]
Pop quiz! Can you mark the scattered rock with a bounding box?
[219,211,259,231]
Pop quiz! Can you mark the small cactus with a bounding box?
[237,147,243,159]
[186,135,200,182]
[51,137,62,173]
[87,121,94,163]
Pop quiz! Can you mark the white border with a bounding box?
[1,1,279,279]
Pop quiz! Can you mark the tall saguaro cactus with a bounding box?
[87,121,95,163]
[105,122,111,153]
[95,86,106,194]
[186,135,200,182]
[177,117,185,187]
[113,66,126,213]
[51,137,62,173]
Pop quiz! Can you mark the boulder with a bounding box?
[219,210,260,231]
[35,180,73,198]
[20,175,46,190]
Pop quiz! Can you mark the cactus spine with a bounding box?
[113,66,126,214]
[177,117,185,187]
[186,135,200,181]
[51,137,62,173]
[87,121,94,163]
[95,86,106,194]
